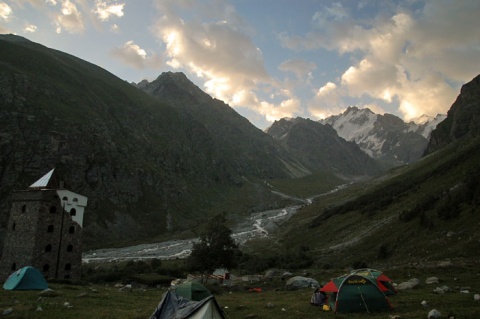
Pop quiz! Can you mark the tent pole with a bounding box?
[358,287,370,313]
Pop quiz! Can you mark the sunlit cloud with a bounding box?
[110,40,163,70]
[259,98,301,123]
[54,0,84,34]
[152,0,272,116]
[92,0,124,21]
[0,2,13,20]
[24,23,37,33]
[281,1,480,122]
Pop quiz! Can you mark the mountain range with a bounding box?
[0,34,477,258]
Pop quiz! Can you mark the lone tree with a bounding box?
[186,213,239,282]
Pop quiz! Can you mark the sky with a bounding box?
[1,0,479,130]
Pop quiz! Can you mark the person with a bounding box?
[310,287,327,306]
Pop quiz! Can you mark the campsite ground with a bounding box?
[1,264,479,318]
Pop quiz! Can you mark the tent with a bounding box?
[320,274,393,313]
[149,290,225,319]
[350,268,397,295]
[173,282,211,301]
[3,266,48,290]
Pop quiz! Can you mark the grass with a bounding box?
[1,264,479,318]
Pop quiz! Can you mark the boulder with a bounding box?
[285,276,320,290]
[428,309,441,319]
[425,277,439,284]
[397,278,420,290]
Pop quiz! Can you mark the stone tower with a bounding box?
[0,169,88,281]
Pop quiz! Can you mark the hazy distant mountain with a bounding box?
[320,107,444,166]
[266,117,383,178]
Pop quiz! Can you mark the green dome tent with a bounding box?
[173,282,211,301]
[320,273,393,313]
[3,266,48,290]
[350,268,397,295]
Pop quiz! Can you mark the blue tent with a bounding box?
[3,266,48,290]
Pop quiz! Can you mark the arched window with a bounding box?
[12,222,16,231]
[69,226,75,234]
[70,208,76,216]
[45,244,52,252]
[43,264,49,272]
[65,263,71,271]
[67,245,73,252]
[11,263,16,271]
[22,205,26,213]
[73,198,78,202]
[47,225,54,233]
[63,196,68,201]
[49,206,57,214]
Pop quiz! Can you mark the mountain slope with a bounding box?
[271,75,480,268]
[0,35,300,249]
[426,74,480,154]
[136,73,310,179]
[266,118,383,178]
[321,107,442,166]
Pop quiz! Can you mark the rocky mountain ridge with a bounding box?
[320,107,445,166]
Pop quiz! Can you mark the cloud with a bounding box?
[278,58,316,79]
[53,0,84,34]
[110,40,163,70]
[0,2,13,20]
[92,0,124,21]
[24,23,37,33]
[150,0,305,125]
[281,0,480,121]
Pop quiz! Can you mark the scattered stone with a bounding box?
[421,300,429,307]
[39,288,59,297]
[266,303,274,309]
[440,285,453,292]
[2,308,13,316]
[77,293,89,298]
[114,283,124,288]
[397,278,420,290]
[474,294,480,301]
[281,308,286,311]
[425,277,439,284]
[438,260,453,267]
[285,276,319,290]
[119,284,132,292]
[36,306,43,312]
[460,290,470,294]
[389,315,402,319]
[428,309,441,319]
[64,302,70,307]
[433,287,445,294]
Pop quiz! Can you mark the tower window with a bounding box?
[43,264,49,272]
[70,208,76,216]
[12,222,16,231]
[65,263,71,271]
[49,206,57,214]
[11,263,16,271]
[69,226,75,234]
[73,198,78,202]
[67,245,73,252]
[22,205,26,213]
[45,244,52,252]
[63,196,68,201]
[47,225,54,233]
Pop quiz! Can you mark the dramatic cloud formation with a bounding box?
[1,0,479,129]
[280,1,480,121]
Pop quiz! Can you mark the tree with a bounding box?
[185,213,239,282]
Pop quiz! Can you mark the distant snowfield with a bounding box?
[82,185,349,263]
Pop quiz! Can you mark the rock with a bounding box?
[433,287,445,294]
[36,306,43,311]
[285,276,320,290]
[266,303,274,309]
[2,308,13,315]
[39,288,59,297]
[397,278,420,290]
[474,294,480,301]
[421,300,429,307]
[425,277,439,284]
[441,285,452,292]
[428,309,441,319]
